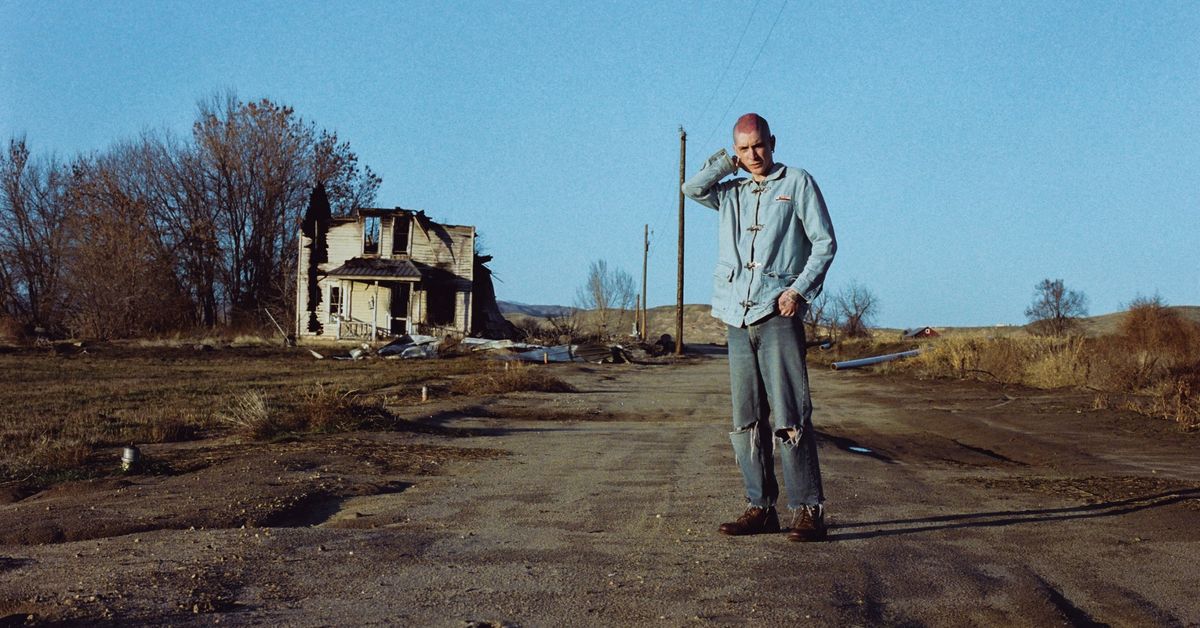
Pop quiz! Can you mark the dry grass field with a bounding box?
[3,303,1195,491]
[815,305,1200,430]
[0,344,561,487]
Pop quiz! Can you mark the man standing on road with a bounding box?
[682,113,836,541]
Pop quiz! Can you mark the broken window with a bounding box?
[426,286,456,326]
[363,216,380,255]
[328,286,342,322]
[392,215,410,255]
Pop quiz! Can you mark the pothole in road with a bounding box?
[259,481,413,528]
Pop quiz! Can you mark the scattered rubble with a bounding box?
[377,334,440,359]
[306,333,685,365]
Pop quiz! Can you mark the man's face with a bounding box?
[733,127,775,178]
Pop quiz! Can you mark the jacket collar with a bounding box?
[740,163,787,186]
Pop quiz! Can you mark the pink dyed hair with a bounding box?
[733,113,771,138]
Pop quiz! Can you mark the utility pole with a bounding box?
[634,294,640,337]
[641,223,649,341]
[675,127,686,355]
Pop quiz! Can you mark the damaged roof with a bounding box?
[348,206,473,230]
[326,257,422,280]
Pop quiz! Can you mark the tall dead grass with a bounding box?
[216,384,395,440]
[905,335,1089,388]
[883,302,1200,430]
[450,361,577,396]
[216,391,280,440]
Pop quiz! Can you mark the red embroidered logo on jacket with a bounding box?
[775,195,792,201]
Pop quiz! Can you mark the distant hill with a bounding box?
[644,304,727,344]
[497,301,576,318]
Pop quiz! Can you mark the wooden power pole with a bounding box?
[641,224,649,341]
[675,127,686,355]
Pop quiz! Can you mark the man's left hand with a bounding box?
[778,289,802,317]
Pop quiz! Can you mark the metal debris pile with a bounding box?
[305,333,682,365]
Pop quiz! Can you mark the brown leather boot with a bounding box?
[718,506,780,536]
[786,504,827,542]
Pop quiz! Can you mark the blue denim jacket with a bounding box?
[682,149,836,327]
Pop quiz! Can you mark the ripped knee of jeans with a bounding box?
[774,427,802,447]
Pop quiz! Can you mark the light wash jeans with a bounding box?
[727,313,824,510]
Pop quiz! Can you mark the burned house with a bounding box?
[296,198,514,343]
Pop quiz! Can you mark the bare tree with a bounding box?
[574,259,636,339]
[0,136,71,332]
[3,94,379,339]
[63,144,189,338]
[1025,278,1088,336]
[834,281,879,338]
[189,93,380,327]
[804,291,831,339]
[140,130,222,328]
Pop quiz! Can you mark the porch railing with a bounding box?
[335,316,394,341]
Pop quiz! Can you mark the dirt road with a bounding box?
[2,351,1198,626]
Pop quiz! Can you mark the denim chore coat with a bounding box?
[682,149,837,328]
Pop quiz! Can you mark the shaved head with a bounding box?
[731,113,776,180]
[734,113,771,139]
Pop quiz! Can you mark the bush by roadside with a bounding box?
[828,303,1200,430]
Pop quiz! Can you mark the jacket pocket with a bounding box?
[712,261,735,309]
[760,269,799,292]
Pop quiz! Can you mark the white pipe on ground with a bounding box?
[831,349,921,371]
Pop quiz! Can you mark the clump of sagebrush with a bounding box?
[1104,298,1200,429]
[450,361,577,396]
[1142,377,1199,431]
[217,385,398,439]
[294,383,392,433]
[217,390,284,440]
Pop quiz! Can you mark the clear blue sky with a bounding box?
[3,0,1197,327]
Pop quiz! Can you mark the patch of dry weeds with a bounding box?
[0,347,485,482]
[820,303,1200,430]
[449,361,576,396]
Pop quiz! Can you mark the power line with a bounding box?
[690,0,762,132]
[702,0,790,148]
